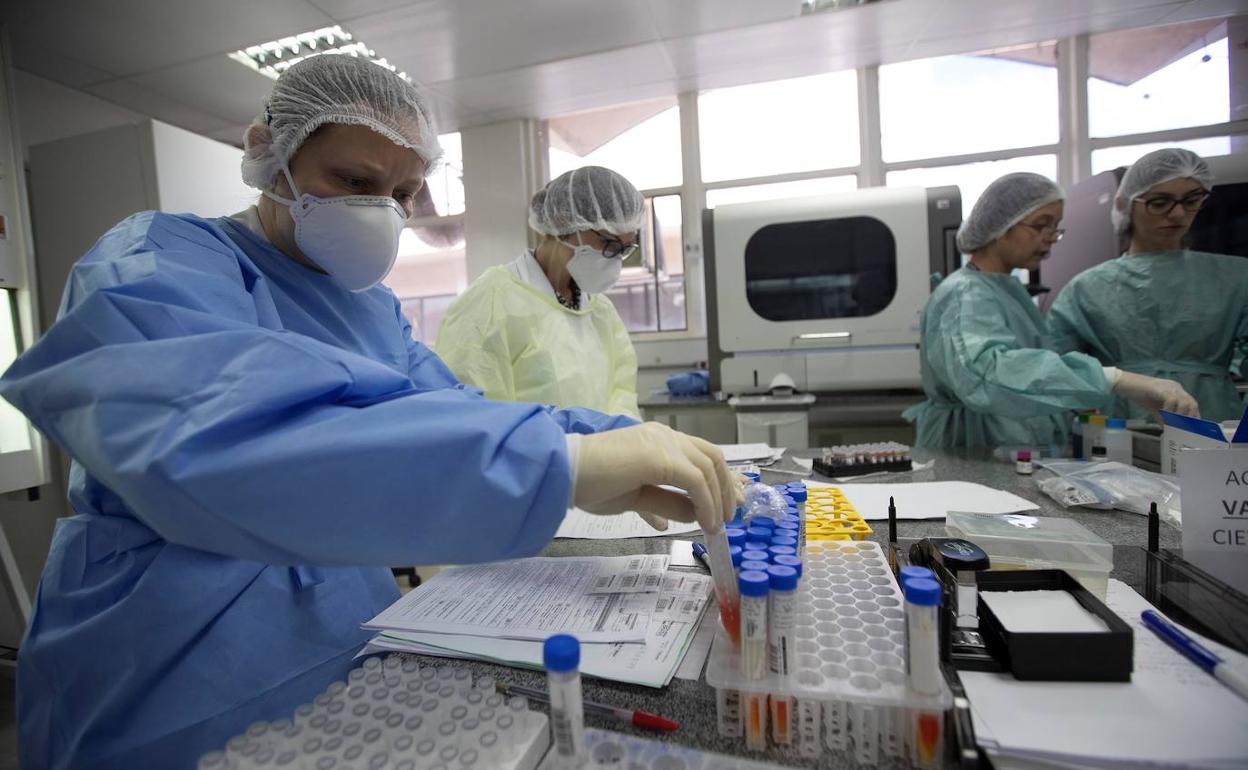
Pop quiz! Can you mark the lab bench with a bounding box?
[398,448,1185,769]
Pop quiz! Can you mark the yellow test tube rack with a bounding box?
[804,487,873,541]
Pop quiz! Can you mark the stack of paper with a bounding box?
[962,579,1248,770]
[555,507,702,539]
[361,555,712,688]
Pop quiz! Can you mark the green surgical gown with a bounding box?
[1047,250,1248,422]
[905,269,1112,448]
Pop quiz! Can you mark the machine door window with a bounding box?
[744,216,897,322]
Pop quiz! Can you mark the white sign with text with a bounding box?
[1179,448,1248,593]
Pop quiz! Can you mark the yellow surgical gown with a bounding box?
[436,261,641,418]
[1048,250,1248,422]
[905,269,1112,448]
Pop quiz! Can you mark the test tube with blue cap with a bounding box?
[740,549,770,565]
[544,634,586,768]
[767,564,800,745]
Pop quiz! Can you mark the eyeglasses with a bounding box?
[593,230,640,260]
[1019,222,1065,241]
[1135,192,1209,216]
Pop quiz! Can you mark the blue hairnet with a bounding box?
[956,173,1064,253]
[241,54,443,191]
[1112,148,1213,235]
[529,166,644,236]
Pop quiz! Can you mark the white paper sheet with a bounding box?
[363,557,653,643]
[587,555,670,594]
[963,579,1248,768]
[555,508,702,539]
[805,480,1039,520]
[980,590,1109,633]
[366,574,715,688]
[675,605,718,681]
[718,444,782,463]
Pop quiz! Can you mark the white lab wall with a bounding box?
[150,120,254,217]
[461,119,544,281]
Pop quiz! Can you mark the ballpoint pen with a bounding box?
[691,541,712,573]
[496,682,681,731]
[1141,610,1248,702]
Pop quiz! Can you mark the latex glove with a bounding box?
[1112,371,1200,418]
[573,422,741,535]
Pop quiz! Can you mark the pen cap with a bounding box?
[766,565,799,592]
[543,634,580,672]
[773,554,802,577]
[738,570,770,598]
[904,578,941,607]
[743,472,761,482]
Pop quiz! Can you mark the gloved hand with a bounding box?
[573,422,742,535]
[1112,371,1200,418]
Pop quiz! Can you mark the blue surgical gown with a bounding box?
[904,269,1112,448]
[1047,250,1248,422]
[0,212,635,770]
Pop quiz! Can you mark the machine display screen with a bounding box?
[743,215,897,322]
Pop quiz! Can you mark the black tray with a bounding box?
[977,570,1133,682]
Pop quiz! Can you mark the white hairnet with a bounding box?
[956,172,1064,253]
[528,166,644,236]
[1112,148,1213,235]
[241,54,442,191]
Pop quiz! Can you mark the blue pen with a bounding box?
[1141,610,1248,702]
[691,542,712,573]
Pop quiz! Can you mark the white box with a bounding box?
[1159,406,1248,475]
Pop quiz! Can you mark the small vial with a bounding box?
[740,560,770,574]
[725,527,747,548]
[543,634,586,767]
[729,546,744,568]
[772,554,802,578]
[788,485,807,517]
[905,579,942,695]
[769,536,798,549]
[739,570,770,680]
[744,692,769,751]
[1015,449,1033,475]
[745,527,772,546]
[741,549,770,565]
[766,565,799,677]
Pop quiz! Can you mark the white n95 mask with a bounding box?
[563,235,623,295]
[266,166,407,292]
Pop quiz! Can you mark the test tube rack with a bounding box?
[200,657,549,770]
[804,487,873,542]
[812,442,913,478]
[705,541,951,765]
[538,728,792,770]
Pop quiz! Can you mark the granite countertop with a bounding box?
[402,449,1180,768]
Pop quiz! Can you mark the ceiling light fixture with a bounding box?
[229,25,409,82]
[800,0,879,14]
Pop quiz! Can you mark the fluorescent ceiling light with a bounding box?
[229,25,408,82]
[800,0,879,13]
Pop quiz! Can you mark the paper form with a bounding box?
[963,579,1248,768]
[363,557,651,643]
[364,574,714,688]
[555,508,703,539]
[675,605,718,681]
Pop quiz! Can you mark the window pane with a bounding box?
[745,217,897,321]
[706,175,858,208]
[699,71,859,183]
[385,226,467,344]
[886,155,1058,221]
[1091,137,1235,176]
[603,194,687,333]
[0,290,31,454]
[425,132,464,216]
[1088,24,1229,139]
[880,52,1058,162]
[547,97,681,191]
